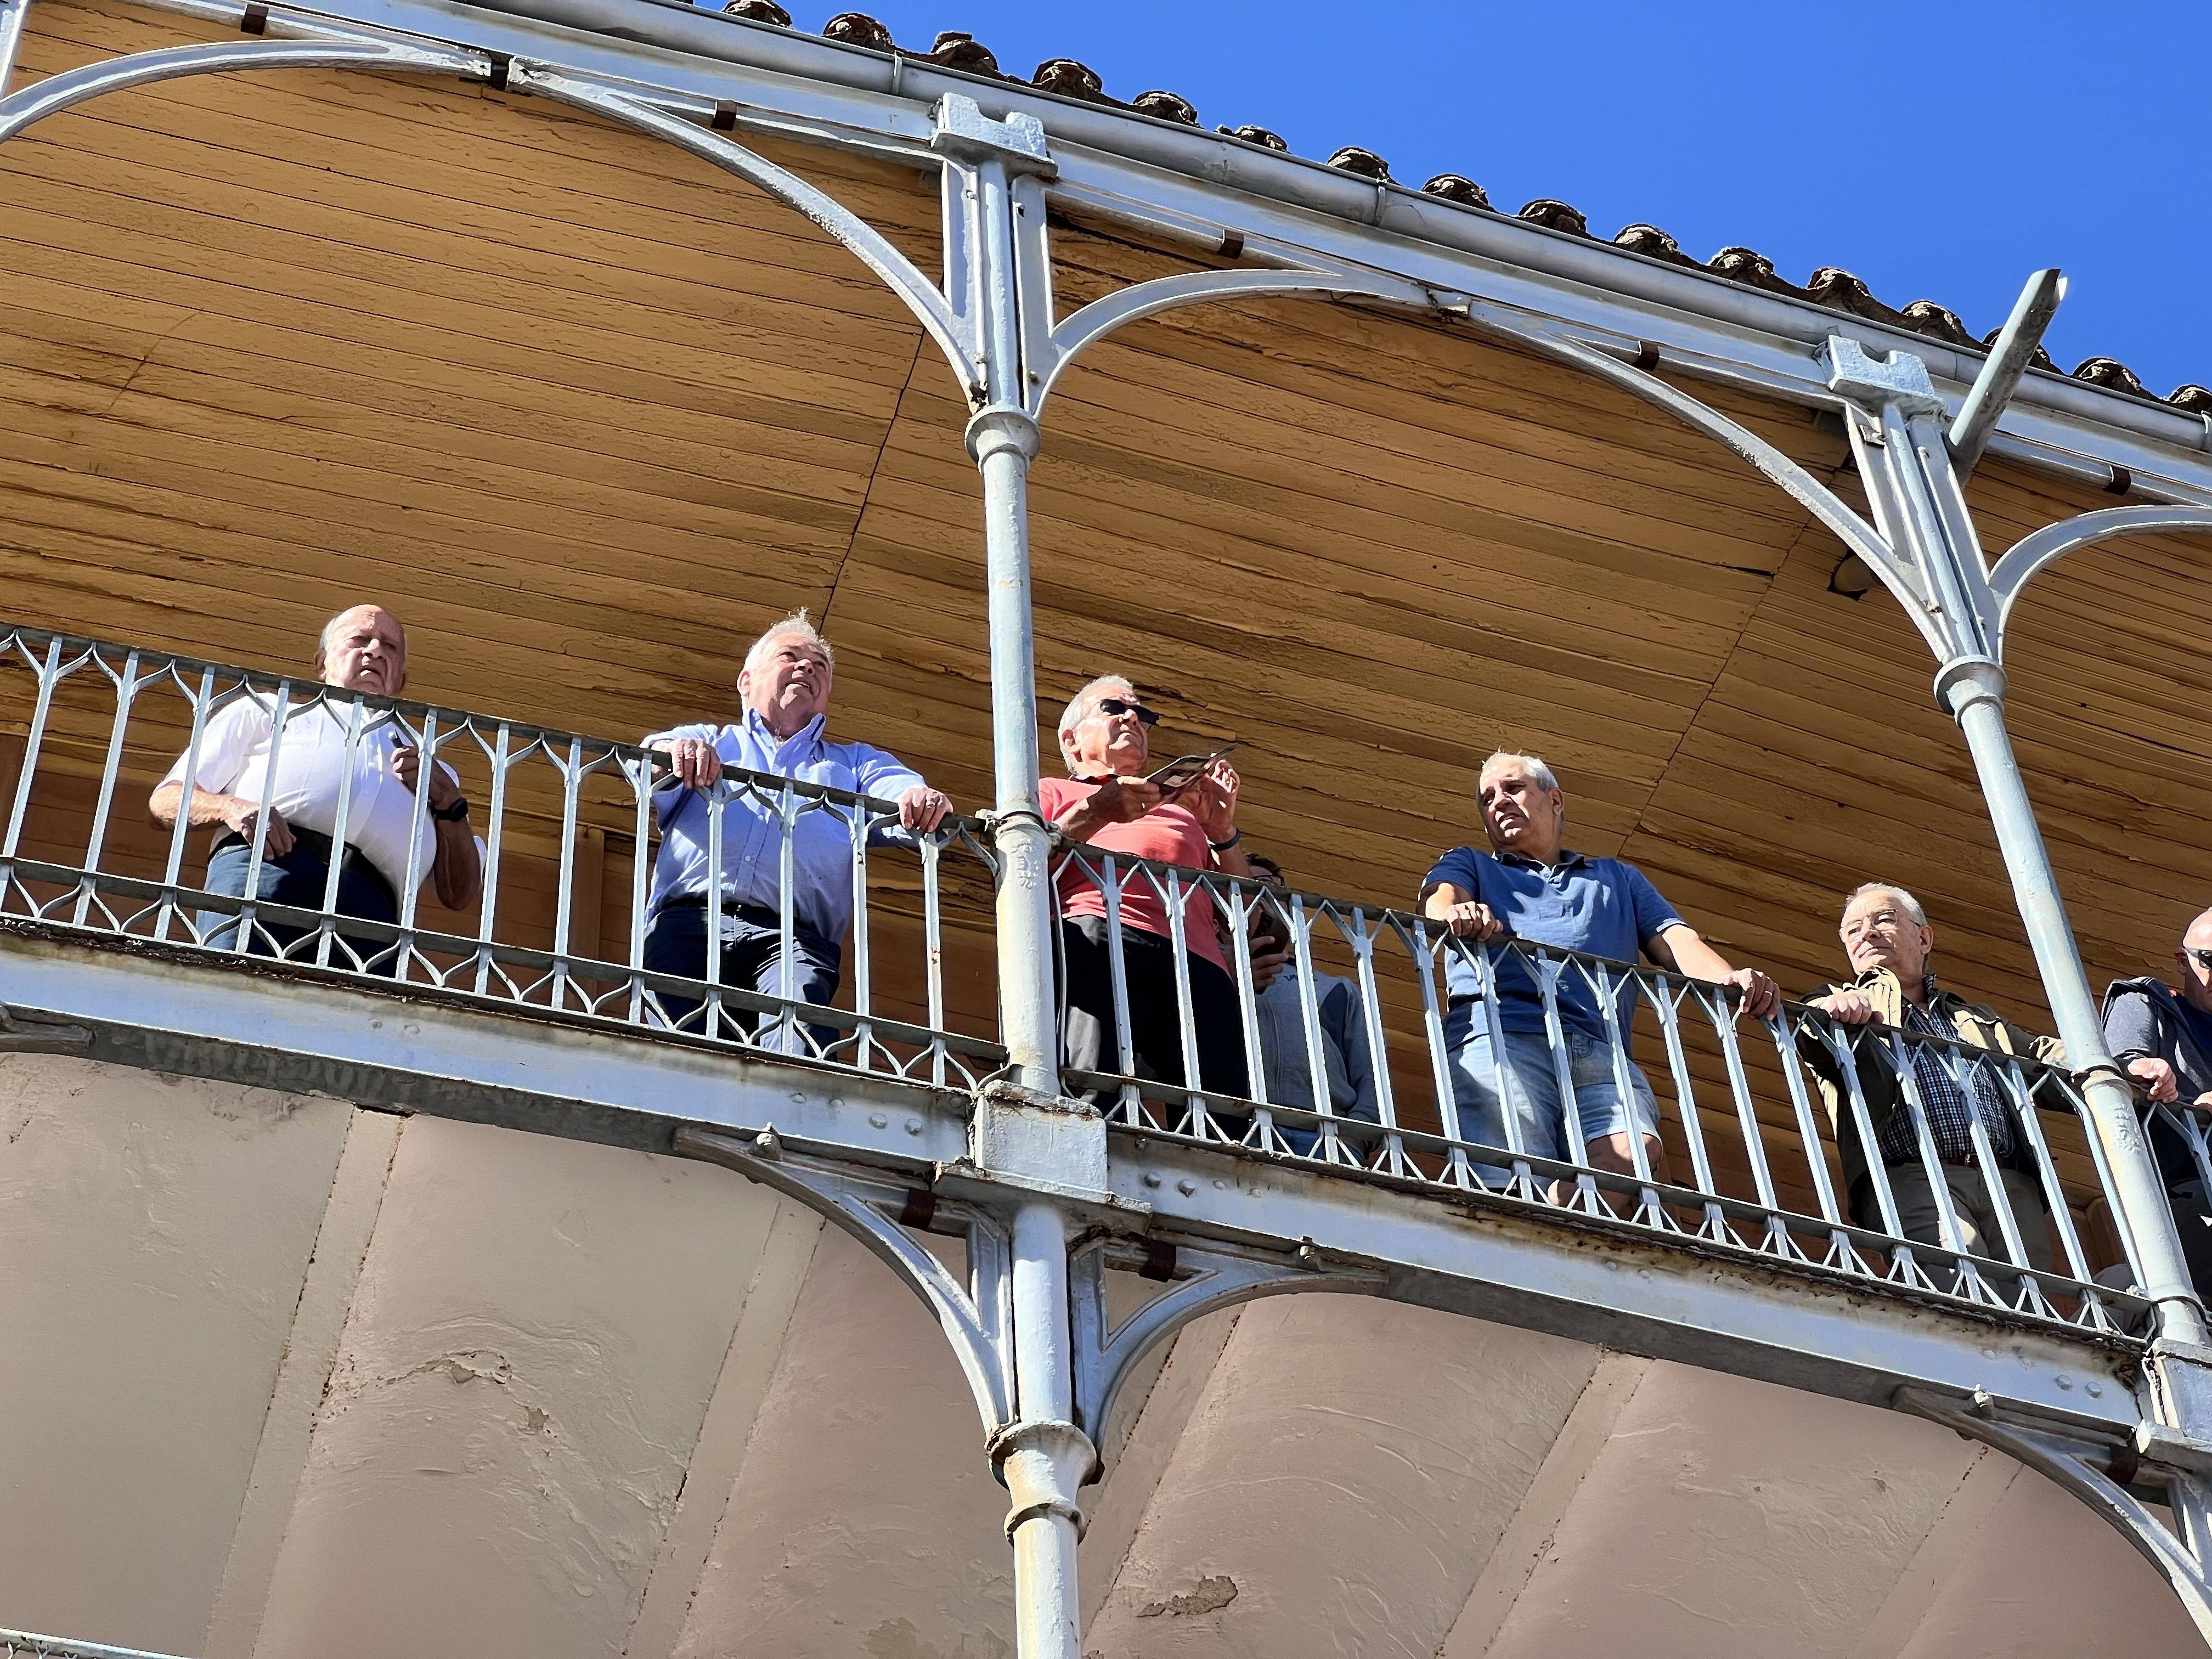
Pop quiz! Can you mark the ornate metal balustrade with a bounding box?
[0,622,1005,1090]
[0,617,2187,1350]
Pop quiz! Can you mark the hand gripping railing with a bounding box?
[1050,841,2160,1337]
[0,624,1003,1088]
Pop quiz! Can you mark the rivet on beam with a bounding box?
[712,100,738,131]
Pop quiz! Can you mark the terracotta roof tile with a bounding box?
[1131,90,1199,125]
[1517,199,1589,236]
[1328,146,1391,182]
[1421,174,1491,210]
[781,10,2205,413]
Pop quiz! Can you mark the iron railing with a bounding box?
[0,1630,191,1659]
[0,625,1003,1088]
[0,623,2180,1336]
[1052,842,2172,1338]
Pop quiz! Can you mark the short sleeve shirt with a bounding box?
[160,692,461,897]
[1040,777,1226,973]
[1419,847,1683,1039]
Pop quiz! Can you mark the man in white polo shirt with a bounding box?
[148,604,482,965]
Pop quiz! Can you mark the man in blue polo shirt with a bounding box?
[1419,752,1779,1181]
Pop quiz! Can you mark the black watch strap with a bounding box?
[431,797,471,823]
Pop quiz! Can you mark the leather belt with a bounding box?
[213,823,398,914]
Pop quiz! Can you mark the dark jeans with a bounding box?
[642,901,842,1054]
[1059,916,1249,1114]
[200,837,399,972]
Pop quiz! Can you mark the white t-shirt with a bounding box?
[160,693,464,896]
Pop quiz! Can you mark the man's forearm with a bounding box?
[431,822,482,910]
[149,781,249,831]
[1656,926,1736,984]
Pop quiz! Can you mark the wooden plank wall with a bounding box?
[4,0,2208,1240]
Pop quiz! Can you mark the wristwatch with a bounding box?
[431,797,471,823]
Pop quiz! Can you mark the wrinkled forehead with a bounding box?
[1479,763,1538,794]
[328,607,404,652]
[760,631,830,668]
[1842,891,1913,931]
[1081,681,1136,719]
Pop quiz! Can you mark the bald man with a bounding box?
[2102,906,2212,1293]
[150,604,481,966]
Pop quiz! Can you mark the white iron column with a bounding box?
[969,403,1058,1093]
[1938,657,2211,1343]
[996,1200,1093,1659]
[0,0,30,97]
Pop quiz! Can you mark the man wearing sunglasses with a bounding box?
[1042,674,1249,1112]
[2102,908,2212,1293]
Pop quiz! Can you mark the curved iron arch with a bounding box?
[0,37,986,404]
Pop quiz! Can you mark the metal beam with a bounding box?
[1949,269,2065,481]
[1108,1131,2143,1432]
[0,927,973,1166]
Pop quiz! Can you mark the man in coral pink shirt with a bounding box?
[1042,674,1250,1110]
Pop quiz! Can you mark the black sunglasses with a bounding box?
[2188,947,2212,970]
[1095,697,1161,728]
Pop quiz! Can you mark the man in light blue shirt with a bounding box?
[643,612,950,1046]
[1418,752,1779,1182]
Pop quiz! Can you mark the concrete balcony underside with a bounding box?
[0,1028,2194,1657]
[0,924,2149,1438]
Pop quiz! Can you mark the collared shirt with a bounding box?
[1877,979,2017,1166]
[643,710,924,942]
[161,692,461,897]
[1039,776,1226,973]
[1252,968,1379,1123]
[1419,845,1681,1041]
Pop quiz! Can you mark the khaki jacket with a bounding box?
[1797,966,2063,1205]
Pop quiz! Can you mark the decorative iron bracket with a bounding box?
[1898,1386,2212,1640]
[1069,1233,1383,1462]
[675,1125,1017,1434]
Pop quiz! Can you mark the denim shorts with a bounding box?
[1444,1004,1660,1169]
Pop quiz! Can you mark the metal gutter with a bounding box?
[459,0,2212,469]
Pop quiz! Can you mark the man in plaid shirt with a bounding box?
[1801,882,2062,1270]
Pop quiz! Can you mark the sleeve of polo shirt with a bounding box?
[2103,988,2164,1065]
[158,696,259,796]
[640,722,720,829]
[1418,844,1483,904]
[1623,862,1686,954]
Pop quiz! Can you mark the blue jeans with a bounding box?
[199,838,400,972]
[642,902,842,1055]
[1445,1004,1659,1177]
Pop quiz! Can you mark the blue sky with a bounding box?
[830,0,2212,397]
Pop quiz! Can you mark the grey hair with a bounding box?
[741,610,834,682]
[317,604,402,658]
[1057,674,1137,759]
[1842,882,1927,928]
[1477,751,1559,793]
